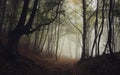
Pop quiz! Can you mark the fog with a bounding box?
[58,34,81,59]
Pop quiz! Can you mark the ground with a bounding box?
[0,47,76,75]
[0,46,120,75]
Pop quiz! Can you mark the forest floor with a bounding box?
[0,46,120,75]
[0,33,120,75]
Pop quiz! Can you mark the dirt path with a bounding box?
[17,49,78,75]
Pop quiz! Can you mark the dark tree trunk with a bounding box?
[6,29,22,59]
[80,0,87,62]
[5,0,38,60]
[5,0,30,58]
[108,0,114,56]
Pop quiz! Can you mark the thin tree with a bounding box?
[98,0,105,55]
[80,0,87,61]
[108,0,114,56]
[91,0,99,57]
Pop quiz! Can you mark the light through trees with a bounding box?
[0,0,120,61]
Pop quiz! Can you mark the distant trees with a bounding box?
[0,0,6,32]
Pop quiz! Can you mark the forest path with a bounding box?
[18,49,120,75]
[0,48,78,75]
[19,49,120,75]
[18,48,78,75]
[19,47,77,65]
[0,46,120,75]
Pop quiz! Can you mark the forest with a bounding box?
[0,0,120,75]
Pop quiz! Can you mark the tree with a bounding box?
[107,0,114,57]
[80,0,87,61]
[5,0,63,59]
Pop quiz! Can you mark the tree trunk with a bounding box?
[108,0,114,56]
[80,0,87,62]
[6,30,22,59]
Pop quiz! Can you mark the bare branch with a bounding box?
[28,0,62,33]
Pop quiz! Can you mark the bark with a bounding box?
[80,0,87,61]
[108,0,114,55]
[6,30,22,59]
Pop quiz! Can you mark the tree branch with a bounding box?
[16,0,30,28]
[24,0,38,31]
[28,0,62,33]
